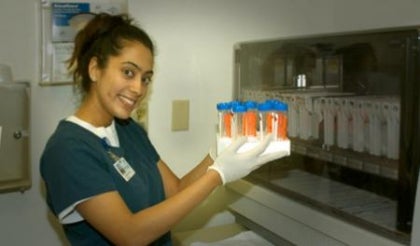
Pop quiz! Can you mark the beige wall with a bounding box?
[0,0,419,245]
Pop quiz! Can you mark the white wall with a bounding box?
[0,0,420,245]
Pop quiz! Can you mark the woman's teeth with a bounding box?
[119,95,135,106]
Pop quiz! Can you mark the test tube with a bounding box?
[266,99,285,141]
[274,101,288,140]
[258,101,271,140]
[216,102,233,155]
[216,102,233,139]
[232,103,247,139]
[243,101,258,138]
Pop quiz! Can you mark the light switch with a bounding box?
[171,100,189,131]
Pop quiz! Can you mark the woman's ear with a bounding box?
[88,56,99,82]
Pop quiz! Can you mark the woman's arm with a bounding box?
[76,165,221,246]
[157,154,215,197]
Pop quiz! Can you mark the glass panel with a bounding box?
[235,27,420,245]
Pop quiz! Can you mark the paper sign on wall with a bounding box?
[40,0,128,85]
[51,2,90,42]
[51,2,126,42]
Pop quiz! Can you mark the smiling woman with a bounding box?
[39,12,289,246]
[79,40,154,125]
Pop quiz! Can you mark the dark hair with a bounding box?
[68,13,155,98]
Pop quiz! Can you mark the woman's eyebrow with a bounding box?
[123,61,141,70]
[123,61,154,75]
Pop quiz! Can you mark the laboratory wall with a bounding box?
[0,0,419,245]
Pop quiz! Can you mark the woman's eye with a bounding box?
[123,68,135,78]
[142,76,152,85]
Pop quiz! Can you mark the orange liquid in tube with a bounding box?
[243,101,258,137]
[243,111,257,136]
[276,102,288,140]
[278,113,288,139]
[224,113,233,137]
[217,102,233,138]
[266,112,273,133]
[265,99,289,140]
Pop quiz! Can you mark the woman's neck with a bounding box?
[75,100,113,127]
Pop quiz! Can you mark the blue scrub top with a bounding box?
[40,118,172,245]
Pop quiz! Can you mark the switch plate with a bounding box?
[171,100,189,131]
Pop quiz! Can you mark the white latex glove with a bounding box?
[208,134,289,185]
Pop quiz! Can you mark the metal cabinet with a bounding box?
[0,82,30,192]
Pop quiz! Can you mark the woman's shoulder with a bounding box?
[44,120,101,154]
[40,120,106,172]
[50,120,91,139]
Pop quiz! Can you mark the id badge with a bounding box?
[113,157,135,182]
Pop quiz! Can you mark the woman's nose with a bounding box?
[130,79,144,95]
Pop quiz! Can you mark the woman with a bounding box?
[40,13,287,246]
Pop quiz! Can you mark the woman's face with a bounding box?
[87,41,154,124]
